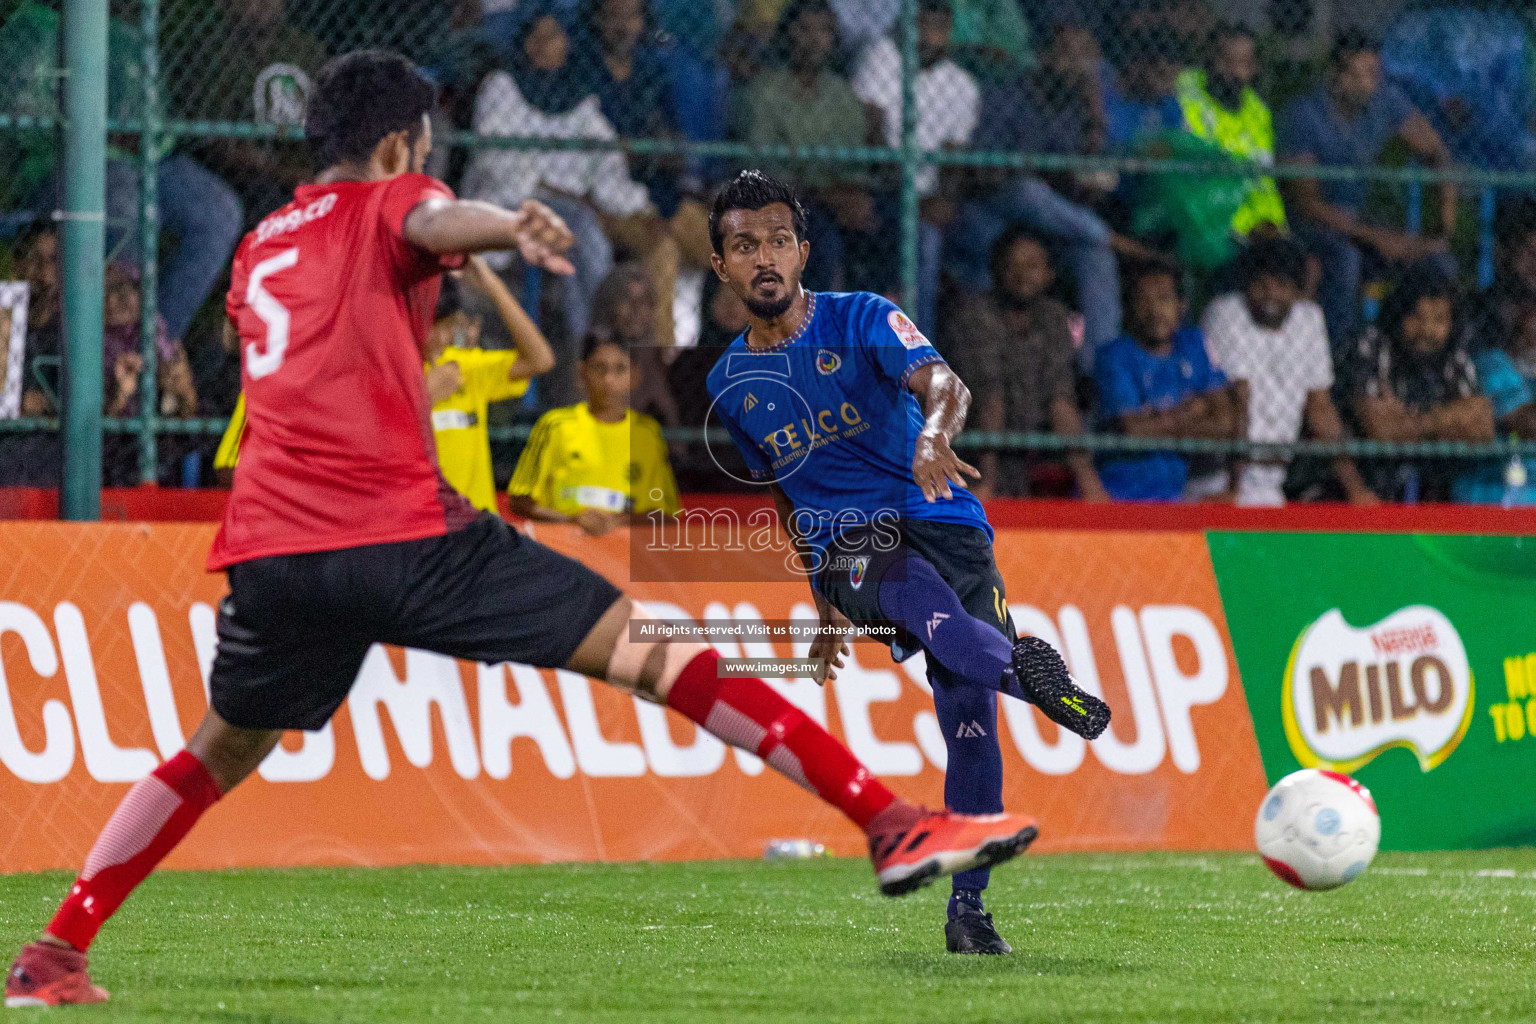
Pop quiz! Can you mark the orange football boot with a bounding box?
[5,942,108,1008]
[867,803,1038,896]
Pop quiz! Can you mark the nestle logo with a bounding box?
[1369,624,1439,658]
[1286,606,1473,773]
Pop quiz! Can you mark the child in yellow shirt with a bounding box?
[508,333,681,536]
[425,255,554,512]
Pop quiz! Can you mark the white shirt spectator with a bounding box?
[1202,292,1333,506]
[851,36,979,196]
[461,70,652,219]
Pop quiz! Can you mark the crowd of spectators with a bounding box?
[5,0,1536,506]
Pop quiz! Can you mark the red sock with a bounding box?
[47,751,221,951]
[666,650,898,830]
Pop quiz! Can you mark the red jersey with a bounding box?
[207,174,477,571]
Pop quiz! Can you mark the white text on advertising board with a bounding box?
[0,600,1231,783]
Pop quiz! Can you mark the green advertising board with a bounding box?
[1209,532,1536,851]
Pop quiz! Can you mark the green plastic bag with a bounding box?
[1132,132,1250,271]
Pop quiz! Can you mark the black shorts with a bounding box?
[814,519,1014,662]
[209,515,623,731]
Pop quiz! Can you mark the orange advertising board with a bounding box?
[0,522,1266,872]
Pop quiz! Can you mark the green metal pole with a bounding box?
[138,0,160,484]
[897,0,919,317]
[60,0,108,520]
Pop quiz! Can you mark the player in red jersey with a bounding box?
[5,51,1037,1007]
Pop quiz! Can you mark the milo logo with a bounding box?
[1283,605,1474,773]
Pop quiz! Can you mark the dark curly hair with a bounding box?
[1236,236,1308,291]
[1379,266,1458,346]
[709,170,809,255]
[305,50,436,171]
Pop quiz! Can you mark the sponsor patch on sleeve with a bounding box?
[887,309,929,350]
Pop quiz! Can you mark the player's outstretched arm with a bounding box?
[907,363,980,502]
[404,196,576,275]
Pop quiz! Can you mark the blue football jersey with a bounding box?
[706,291,992,560]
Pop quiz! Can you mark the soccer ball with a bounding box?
[1254,769,1380,890]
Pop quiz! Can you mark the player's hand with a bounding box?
[809,601,853,685]
[426,361,464,403]
[575,508,617,536]
[513,199,577,276]
[912,430,980,502]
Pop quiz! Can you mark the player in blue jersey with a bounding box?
[704,172,1112,955]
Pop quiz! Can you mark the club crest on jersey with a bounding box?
[816,349,842,375]
[887,309,929,350]
[850,556,870,590]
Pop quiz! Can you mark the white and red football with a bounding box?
[1255,769,1381,890]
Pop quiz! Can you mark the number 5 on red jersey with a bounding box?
[245,247,299,379]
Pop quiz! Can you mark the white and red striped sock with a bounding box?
[665,650,898,830]
[47,751,221,951]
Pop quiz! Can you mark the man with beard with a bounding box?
[1343,266,1491,500]
[1202,236,1375,505]
[1176,23,1287,240]
[705,171,1110,956]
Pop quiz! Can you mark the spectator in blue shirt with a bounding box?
[1459,312,1536,505]
[1278,29,1458,349]
[650,0,735,60]
[1095,262,1240,501]
[1104,24,1184,152]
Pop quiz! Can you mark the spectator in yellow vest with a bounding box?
[1176,23,1286,238]
[508,333,681,537]
[215,255,555,513]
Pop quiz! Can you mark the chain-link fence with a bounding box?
[8,0,1536,504]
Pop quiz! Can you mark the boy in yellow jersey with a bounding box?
[214,254,554,510]
[425,255,555,511]
[509,334,681,536]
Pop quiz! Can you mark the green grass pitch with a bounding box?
[1,851,1534,1022]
